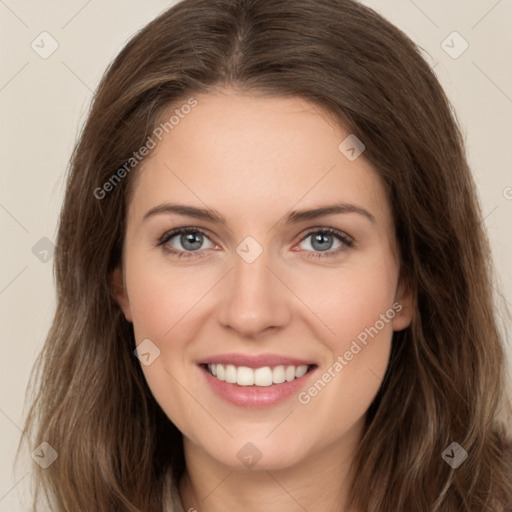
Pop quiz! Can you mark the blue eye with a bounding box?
[299,228,353,259]
[157,228,214,259]
[157,227,353,260]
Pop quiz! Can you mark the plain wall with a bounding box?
[1,0,511,510]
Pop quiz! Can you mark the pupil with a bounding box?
[313,233,332,251]
[183,233,202,250]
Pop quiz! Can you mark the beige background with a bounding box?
[1,1,511,510]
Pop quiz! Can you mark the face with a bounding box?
[112,89,413,472]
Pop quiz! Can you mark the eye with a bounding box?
[156,226,354,260]
[157,227,216,259]
[296,228,354,259]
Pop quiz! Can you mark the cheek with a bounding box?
[295,257,397,402]
[124,253,213,429]
[124,252,209,342]
[294,260,397,429]
[303,256,399,348]
[124,255,206,435]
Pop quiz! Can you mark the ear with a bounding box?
[391,274,415,332]
[110,266,133,322]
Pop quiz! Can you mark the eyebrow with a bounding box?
[143,202,376,225]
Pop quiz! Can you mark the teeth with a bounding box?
[285,365,296,382]
[295,365,308,378]
[225,364,237,384]
[207,363,310,386]
[254,367,273,386]
[237,366,254,386]
[272,365,286,384]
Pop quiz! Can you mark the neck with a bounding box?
[179,419,363,512]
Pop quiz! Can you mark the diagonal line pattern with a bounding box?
[478,204,499,226]
[265,410,294,438]
[367,367,382,383]
[472,61,512,104]
[0,0,29,28]
[162,160,340,337]
[407,0,439,28]
[0,266,28,296]
[0,408,26,436]
[0,472,30,503]
[200,471,234,503]
[61,0,93,29]
[0,62,29,93]
[61,61,93,93]
[471,0,503,30]
[265,471,310,511]
[0,202,29,233]
[266,164,337,235]
[163,163,234,235]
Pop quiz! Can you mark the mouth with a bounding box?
[201,363,316,386]
[197,355,318,408]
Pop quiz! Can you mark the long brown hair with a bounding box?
[20,0,512,510]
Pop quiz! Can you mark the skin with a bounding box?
[112,88,414,512]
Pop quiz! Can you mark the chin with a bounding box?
[200,437,312,471]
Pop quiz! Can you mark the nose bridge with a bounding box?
[216,239,290,336]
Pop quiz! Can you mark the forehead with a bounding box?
[128,90,392,229]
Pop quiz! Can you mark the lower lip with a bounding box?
[200,365,317,408]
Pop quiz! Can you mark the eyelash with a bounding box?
[156,227,354,260]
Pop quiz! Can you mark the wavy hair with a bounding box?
[20,0,512,510]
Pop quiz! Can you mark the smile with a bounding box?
[197,353,318,407]
[205,363,312,386]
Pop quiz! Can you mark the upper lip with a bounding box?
[197,353,316,369]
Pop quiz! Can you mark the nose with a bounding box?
[216,248,292,339]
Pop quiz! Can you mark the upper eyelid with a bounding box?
[159,226,218,245]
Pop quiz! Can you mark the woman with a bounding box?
[20,0,512,510]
